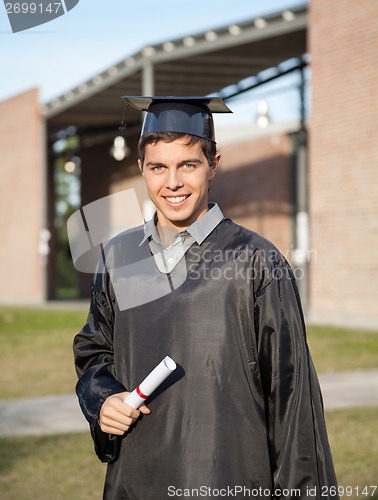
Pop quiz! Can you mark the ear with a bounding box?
[138,159,144,175]
[209,154,221,181]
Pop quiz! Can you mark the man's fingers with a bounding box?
[139,404,151,415]
[105,394,140,418]
[99,406,138,435]
[101,408,135,426]
[101,400,140,426]
[98,392,151,436]
[99,421,129,435]
[100,414,133,433]
[114,392,150,414]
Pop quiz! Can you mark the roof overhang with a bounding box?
[43,3,308,139]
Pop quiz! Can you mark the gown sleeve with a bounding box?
[253,250,339,499]
[73,264,126,463]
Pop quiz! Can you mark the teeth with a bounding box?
[166,195,188,203]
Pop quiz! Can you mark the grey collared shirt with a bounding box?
[140,203,224,273]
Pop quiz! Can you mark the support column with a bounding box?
[40,118,50,301]
[292,64,309,309]
[142,60,155,96]
[141,60,156,220]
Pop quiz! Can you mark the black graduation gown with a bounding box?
[73,218,339,500]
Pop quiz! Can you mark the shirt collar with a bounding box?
[140,202,224,246]
[141,213,160,246]
[186,202,224,244]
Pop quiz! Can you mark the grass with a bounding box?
[0,409,376,500]
[0,306,377,499]
[307,324,378,373]
[0,432,106,500]
[0,306,378,399]
[0,306,87,399]
[325,408,378,498]
[0,307,378,399]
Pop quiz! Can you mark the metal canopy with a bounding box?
[43,4,307,138]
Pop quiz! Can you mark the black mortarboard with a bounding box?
[121,96,232,143]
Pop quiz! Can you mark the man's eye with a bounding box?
[182,164,194,169]
[152,165,164,171]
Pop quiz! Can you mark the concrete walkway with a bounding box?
[0,370,377,437]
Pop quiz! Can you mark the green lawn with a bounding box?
[0,306,378,399]
[0,306,377,499]
[0,432,106,500]
[0,306,87,399]
[325,408,378,499]
[307,324,378,373]
[1,305,377,399]
[0,408,376,500]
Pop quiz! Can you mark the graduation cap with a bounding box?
[121,96,232,143]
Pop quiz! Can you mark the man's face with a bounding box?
[138,137,220,231]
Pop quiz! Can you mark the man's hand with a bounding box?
[99,391,151,435]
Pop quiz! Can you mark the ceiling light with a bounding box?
[183,36,196,47]
[78,83,88,93]
[163,42,175,52]
[124,57,135,67]
[205,31,218,41]
[229,24,241,36]
[255,99,270,128]
[142,46,156,57]
[254,18,267,29]
[110,136,130,161]
[108,66,119,76]
[283,10,295,21]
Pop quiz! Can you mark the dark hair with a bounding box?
[138,132,217,167]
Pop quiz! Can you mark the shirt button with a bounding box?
[168,258,174,263]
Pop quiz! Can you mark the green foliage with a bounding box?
[54,149,81,297]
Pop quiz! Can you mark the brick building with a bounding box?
[212,124,296,258]
[308,0,378,327]
[0,0,377,328]
[0,89,45,303]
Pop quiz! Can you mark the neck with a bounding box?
[155,204,210,238]
[156,220,180,246]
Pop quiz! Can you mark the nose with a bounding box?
[165,168,184,191]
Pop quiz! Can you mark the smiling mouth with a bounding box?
[163,195,190,205]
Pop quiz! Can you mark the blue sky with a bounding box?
[0,0,307,121]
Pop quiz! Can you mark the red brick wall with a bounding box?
[109,131,293,260]
[107,130,293,259]
[0,88,45,302]
[309,0,378,327]
[212,133,293,259]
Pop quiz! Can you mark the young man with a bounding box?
[74,97,339,499]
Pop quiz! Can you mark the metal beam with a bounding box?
[219,57,307,100]
[142,60,155,96]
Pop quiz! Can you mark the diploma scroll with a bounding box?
[124,356,177,409]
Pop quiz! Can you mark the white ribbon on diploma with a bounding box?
[124,356,177,409]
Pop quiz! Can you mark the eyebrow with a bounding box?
[145,161,165,169]
[145,158,203,168]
